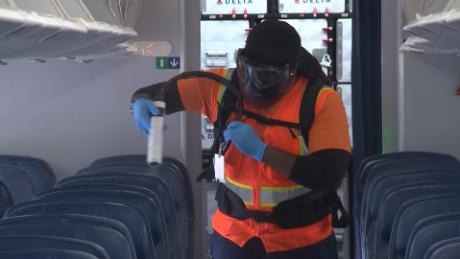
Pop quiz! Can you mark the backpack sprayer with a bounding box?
[146,71,243,166]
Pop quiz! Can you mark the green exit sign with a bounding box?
[156,57,180,69]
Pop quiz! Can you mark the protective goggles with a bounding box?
[235,49,295,108]
[235,49,293,90]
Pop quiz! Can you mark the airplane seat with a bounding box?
[5,200,156,259]
[424,237,460,259]
[36,189,169,259]
[88,155,193,259]
[387,195,460,259]
[353,152,460,259]
[0,248,99,259]
[0,215,136,259]
[0,236,110,259]
[0,165,35,204]
[0,155,56,186]
[0,160,54,193]
[74,165,186,259]
[0,181,12,216]
[362,181,460,259]
[405,213,460,259]
[0,214,136,258]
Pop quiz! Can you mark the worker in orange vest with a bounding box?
[131,19,351,259]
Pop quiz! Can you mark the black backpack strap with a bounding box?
[298,78,330,148]
[298,79,350,228]
[197,70,238,182]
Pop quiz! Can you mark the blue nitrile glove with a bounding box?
[131,98,160,135]
[223,121,267,161]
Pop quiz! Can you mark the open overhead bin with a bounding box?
[52,0,135,59]
[0,0,87,59]
[0,0,138,61]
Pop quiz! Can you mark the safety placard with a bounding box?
[201,0,267,15]
[278,0,346,14]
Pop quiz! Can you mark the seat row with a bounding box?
[353,151,460,259]
[0,155,194,259]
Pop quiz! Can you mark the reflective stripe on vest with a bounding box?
[225,176,253,206]
[217,68,234,104]
[260,185,312,208]
[224,177,312,208]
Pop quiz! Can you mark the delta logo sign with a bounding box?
[294,0,332,3]
[217,0,254,5]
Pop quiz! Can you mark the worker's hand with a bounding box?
[224,121,267,161]
[131,98,160,135]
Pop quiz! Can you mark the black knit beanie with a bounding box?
[245,20,302,67]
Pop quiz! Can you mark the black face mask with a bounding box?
[236,49,296,108]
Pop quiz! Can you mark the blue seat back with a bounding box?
[406,213,460,259]
[0,249,99,259]
[0,214,136,258]
[37,189,168,259]
[0,165,35,203]
[363,173,460,234]
[388,195,460,259]
[76,165,186,254]
[5,200,154,259]
[0,160,52,193]
[58,173,175,221]
[0,236,109,259]
[0,155,56,186]
[362,166,460,223]
[363,182,460,259]
[0,181,12,216]
[89,155,193,259]
[0,216,136,259]
[425,237,460,259]
[91,155,148,166]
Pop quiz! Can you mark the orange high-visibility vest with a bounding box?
[177,68,350,253]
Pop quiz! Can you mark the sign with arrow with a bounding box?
[156,57,181,69]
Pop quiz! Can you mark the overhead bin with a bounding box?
[71,0,137,58]
[0,3,29,46]
[0,0,87,59]
[53,0,134,58]
[0,0,138,61]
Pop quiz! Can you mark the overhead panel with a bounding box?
[278,0,346,14]
[200,20,249,69]
[201,0,267,15]
[337,18,352,82]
